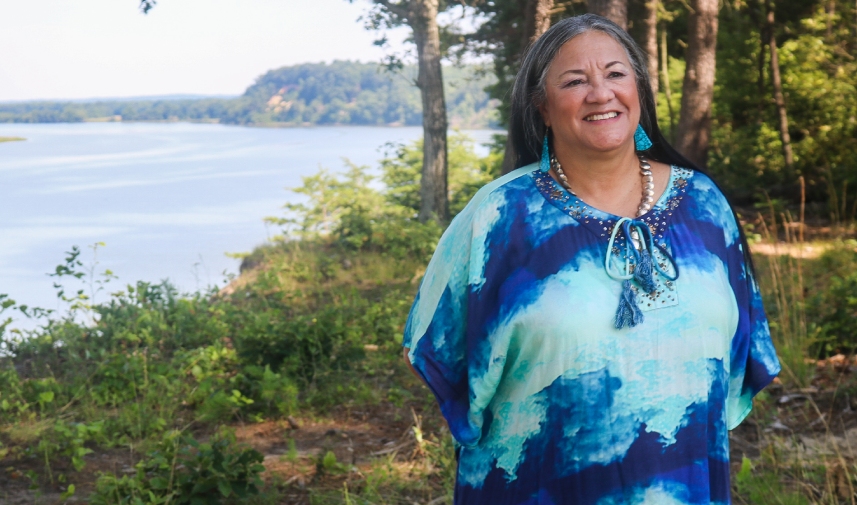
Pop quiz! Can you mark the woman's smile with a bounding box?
[584,111,620,121]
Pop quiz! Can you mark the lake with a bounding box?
[0,122,498,328]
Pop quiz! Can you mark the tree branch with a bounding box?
[374,0,411,21]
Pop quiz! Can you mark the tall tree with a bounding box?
[587,0,628,29]
[659,25,675,138]
[470,0,562,174]
[503,0,556,173]
[764,0,794,171]
[528,0,557,40]
[641,0,659,98]
[353,1,450,224]
[674,0,719,167]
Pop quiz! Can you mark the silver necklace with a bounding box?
[550,154,655,217]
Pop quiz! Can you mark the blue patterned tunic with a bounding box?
[403,162,781,505]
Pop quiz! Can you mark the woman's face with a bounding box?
[539,30,640,156]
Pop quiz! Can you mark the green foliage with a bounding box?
[733,456,810,505]
[318,450,349,475]
[44,420,103,471]
[91,430,265,505]
[708,1,857,207]
[380,133,497,218]
[269,132,492,261]
[806,242,857,355]
[0,366,28,419]
[655,56,684,142]
[31,420,103,484]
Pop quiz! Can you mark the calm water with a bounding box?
[0,122,496,326]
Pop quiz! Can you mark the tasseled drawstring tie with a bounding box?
[605,218,679,329]
[634,248,657,293]
[614,279,644,328]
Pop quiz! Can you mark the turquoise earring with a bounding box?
[540,130,551,172]
[634,125,653,151]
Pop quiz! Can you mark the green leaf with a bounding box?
[736,456,752,486]
[217,479,232,497]
[150,476,169,490]
[60,484,76,500]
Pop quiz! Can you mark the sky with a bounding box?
[0,0,410,101]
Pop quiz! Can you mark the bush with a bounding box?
[797,243,857,357]
[91,430,265,505]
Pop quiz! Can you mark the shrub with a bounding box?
[807,243,857,356]
[91,430,265,505]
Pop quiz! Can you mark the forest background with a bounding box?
[1,0,857,504]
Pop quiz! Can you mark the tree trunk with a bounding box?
[501,0,555,174]
[765,0,795,171]
[587,0,628,30]
[826,0,835,40]
[529,0,555,41]
[410,0,449,224]
[642,0,659,98]
[660,26,675,140]
[758,17,766,114]
[674,0,719,168]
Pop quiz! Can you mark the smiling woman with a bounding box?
[402,14,781,505]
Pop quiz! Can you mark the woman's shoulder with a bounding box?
[668,165,741,234]
[677,167,731,205]
[450,162,541,226]
[468,162,541,211]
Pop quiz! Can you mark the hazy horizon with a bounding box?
[0,0,410,102]
[0,94,240,104]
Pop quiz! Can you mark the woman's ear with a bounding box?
[538,104,551,128]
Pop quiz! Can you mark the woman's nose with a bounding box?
[586,78,614,103]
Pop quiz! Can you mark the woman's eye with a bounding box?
[608,71,626,78]
[563,79,584,88]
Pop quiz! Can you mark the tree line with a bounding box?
[0,62,498,129]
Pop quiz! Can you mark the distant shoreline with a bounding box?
[0,136,25,142]
[55,119,506,131]
[0,62,499,129]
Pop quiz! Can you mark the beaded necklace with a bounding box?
[549,153,655,217]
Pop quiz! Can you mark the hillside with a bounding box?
[0,62,498,129]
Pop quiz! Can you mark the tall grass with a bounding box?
[734,177,857,504]
[755,177,815,387]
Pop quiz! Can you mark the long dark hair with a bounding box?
[508,14,757,276]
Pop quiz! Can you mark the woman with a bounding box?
[403,14,780,505]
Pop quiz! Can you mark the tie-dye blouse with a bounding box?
[403,162,781,505]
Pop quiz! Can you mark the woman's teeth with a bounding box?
[585,112,619,121]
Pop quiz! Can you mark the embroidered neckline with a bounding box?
[530,164,695,318]
[530,164,693,242]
